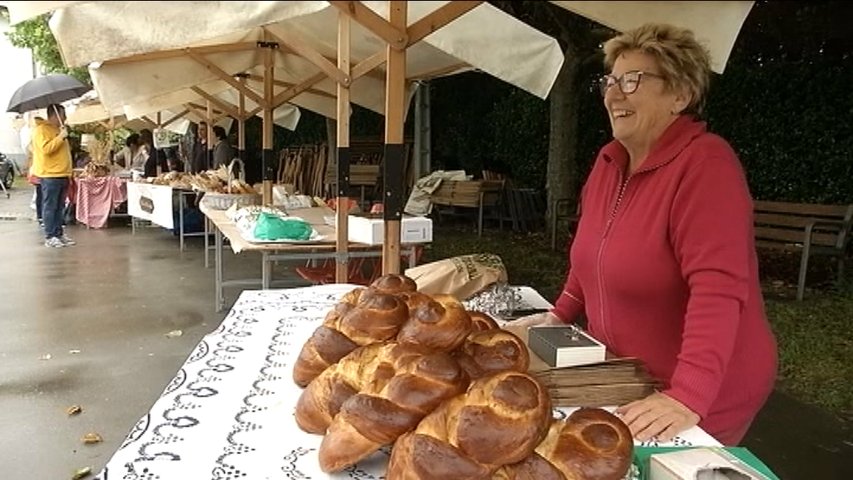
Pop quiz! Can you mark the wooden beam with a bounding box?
[329,1,408,50]
[262,41,275,206]
[191,86,240,119]
[103,42,257,66]
[352,49,386,81]
[408,62,470,81]
[382,1,407,275]
[238,76,246,150]
[244,74,337,100]
[161,109,189,129]
[335,12,352,283]
[270,72,327,109]
[141,115,155,126]
[186,102,226,117]
[187,51,266,107]
[406,1,482,46]
[264,28,350,87]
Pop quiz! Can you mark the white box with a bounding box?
[650,448,768,480]
[347,214,433,245]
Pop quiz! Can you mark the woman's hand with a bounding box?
[503,311,563,328]
[615,392,700,443]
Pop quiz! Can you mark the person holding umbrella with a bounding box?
[31,104,75,248]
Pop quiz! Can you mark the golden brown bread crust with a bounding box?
[295,343,396,434]
[318,350,468,472]
[494,408,633,480]
[397,294,473,351]
[370,274,418,294]
[386,371,552,480]
[292,289,409,387]
[453,329,530,379]
[469,311,500,332]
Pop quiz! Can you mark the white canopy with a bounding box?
[550,1,754,73]
[45,1,563,113]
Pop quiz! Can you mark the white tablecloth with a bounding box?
[94,285,719,480]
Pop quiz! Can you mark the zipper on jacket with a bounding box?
[596,172,630,346]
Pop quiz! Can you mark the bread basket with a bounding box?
[201,159,261,210]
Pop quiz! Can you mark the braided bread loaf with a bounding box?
[396,293,473,351]
[494,408,633,480]
[318,349,468,472]
[454,329,529,380]
[386,371,553,480]
[370,273,418,294]
[293,289,409,387]
[294,342,396,434]
[469,311,500,332]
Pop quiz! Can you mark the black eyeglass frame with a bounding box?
[598,70,666,97]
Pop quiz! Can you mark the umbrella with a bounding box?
[6,73,92,113]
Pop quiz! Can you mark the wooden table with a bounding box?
[202,205,419,312]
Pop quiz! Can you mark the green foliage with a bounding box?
[4,13,90,84]
[765,292,853,418]
[705,54,853,203]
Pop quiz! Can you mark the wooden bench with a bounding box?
[430,179,504,237]
[753,201,853,300]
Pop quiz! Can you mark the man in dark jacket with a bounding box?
[190,122,209,173]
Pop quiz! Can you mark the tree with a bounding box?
[493,1,611,220]
[2,10,90,84]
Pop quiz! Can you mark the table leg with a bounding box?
[179,192,185,251]
[262,252,272,289]
[215,225,223,312]
[408,246,417,269]
[204,217,210,269]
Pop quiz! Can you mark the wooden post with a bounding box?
[156,111,163,175]
[238,74,247,162]
[206,101,213,170]
[262,43,274,206]
[383,1,407,275]
[336,12,352,283]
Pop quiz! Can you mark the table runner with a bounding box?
[75,176,127,228]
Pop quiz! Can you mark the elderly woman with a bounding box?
[509,24,777,445]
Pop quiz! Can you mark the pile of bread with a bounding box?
[143,166,256,194]
[293,274,633,479]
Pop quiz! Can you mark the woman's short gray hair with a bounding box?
[603,23,712,115]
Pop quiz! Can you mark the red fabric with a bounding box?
[74,176,128,228]
[551,116,777,445]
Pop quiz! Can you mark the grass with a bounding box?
[426,218,853,421]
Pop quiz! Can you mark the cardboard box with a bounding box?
[347,214,433,245]
[650,447,771,480]
[527,325,606,368]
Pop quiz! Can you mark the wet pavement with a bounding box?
[0,183,851,479]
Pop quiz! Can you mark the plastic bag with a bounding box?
[253,212,313,241]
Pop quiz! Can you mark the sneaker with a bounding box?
[44,237,65,248]
[60,235,76,246]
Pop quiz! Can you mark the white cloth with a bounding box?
[93,285,720,480]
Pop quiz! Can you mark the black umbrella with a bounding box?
[6,73,91,114]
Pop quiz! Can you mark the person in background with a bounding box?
[211,125,235,169]
[114,133,141,169]
[190,121,209,173]
[140,128,167,177]
[31,105,75,248]
[23,115,45,227]
[507,24,777,446]
[166,148,184,172]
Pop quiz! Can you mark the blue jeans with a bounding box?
[41,177,68,239]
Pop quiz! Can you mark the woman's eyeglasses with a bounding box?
[598,70,665,97]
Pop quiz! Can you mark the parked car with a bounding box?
[0,153,14,189]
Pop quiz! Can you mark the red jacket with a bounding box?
[552,115,777,445]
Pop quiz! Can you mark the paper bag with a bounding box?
[404,253,507,300]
